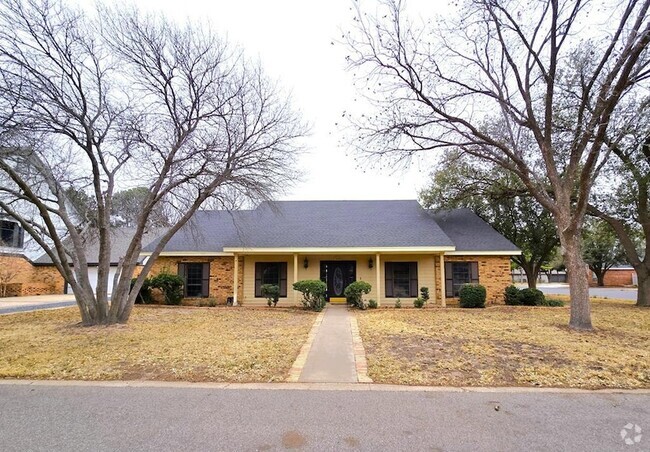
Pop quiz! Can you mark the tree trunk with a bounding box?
[636,264,650,307]
[559,230,593,331]
[525,270,538,289]
[591,268,605,287]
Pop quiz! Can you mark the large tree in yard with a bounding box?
[420,150,559,289]
[346,0,650,329]
[0,0,305,325]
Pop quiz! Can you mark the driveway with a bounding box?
[0,294,76,314]
[532,284,638,301]
[0,382,647,451]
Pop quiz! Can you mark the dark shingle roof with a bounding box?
[34,228,165,265]
[430,208,520,252]
[142,200,519,253]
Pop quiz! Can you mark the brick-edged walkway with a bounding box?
[288,305,372,383]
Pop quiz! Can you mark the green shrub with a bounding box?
[413,297,426,308]
[261,284,280,307]
[420,287,430,302]
[367,298,378,309]
[519,288,545,306]
[504,285,522,306]
[344,280,372,310]
[149,272,184,305]
[541,298,564,307]
[207,298,217,307]
[131,277,153,304]
[293,280,327,312]
[459,283,486,308]
[394,298,401,308]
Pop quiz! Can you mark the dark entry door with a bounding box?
[320,261,356,301]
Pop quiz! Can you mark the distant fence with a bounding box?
[511,270,567,284]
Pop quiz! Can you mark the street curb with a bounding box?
[286,310,325,382]
[1,379,648,394]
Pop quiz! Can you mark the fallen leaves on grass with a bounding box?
[0,307,316,382]
[356,298,649,389]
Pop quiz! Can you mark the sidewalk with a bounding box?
[293,305,371,383]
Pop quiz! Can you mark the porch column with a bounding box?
[431,255,437,305]
[375,253,381,306]
[439,253,446,307]
[233,253,239,306]
[293,253,299,304]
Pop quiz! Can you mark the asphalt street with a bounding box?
[0,383,647,451]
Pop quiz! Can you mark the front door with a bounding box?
[320,261,356,302]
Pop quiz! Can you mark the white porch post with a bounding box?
[233,253,239,306]
[293,253,299,304]
[439,253,446,307]
[375,253,381,306]
[431,255,437,305]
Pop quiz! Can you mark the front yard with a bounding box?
[357,298,650,389]
[0,306,316,382]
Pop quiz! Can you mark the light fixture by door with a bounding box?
[368,258,374,269]
[303,258,309,269]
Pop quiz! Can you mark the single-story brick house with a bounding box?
[142,200,520,306]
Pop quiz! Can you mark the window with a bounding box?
[178,262,210,297]
[255,262,287,297]
[445,262,479,297]
[385,262,418,298]
[0,220,24,248]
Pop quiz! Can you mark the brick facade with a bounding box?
[0,253,65,297]
[149,256,243,305]
[434,255,512,305]
[590,268,636,287]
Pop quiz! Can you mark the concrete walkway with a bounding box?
[297,305,368,383]
[0,295,76,315]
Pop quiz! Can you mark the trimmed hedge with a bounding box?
[504,285,522,305]
[504,286,563,307]
[459,283,486,308]
[261,284,280,307]
[344,280,372,310]
[293,280,327,312]
[519,288,545,306]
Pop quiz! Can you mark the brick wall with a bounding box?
[590,269,636,287]
[148,256,243,305]
[434,255,512,305]
[0,253,65,296]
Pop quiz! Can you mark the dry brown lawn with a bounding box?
[357,298,649,389]
[0,306,316,382]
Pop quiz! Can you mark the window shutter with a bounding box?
[201,263,210,297]
[255,262,263,297]
[279,262,288,297]
[409,262,418,297]
[470,262,479,283]
[445,262,453,298]
[177,263,187,297]
[385,262,394,298]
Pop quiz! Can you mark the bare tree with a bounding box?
[345,0,650,330]
[589,97,650,305]
[0,0,305,325]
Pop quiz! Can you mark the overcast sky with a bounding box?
[89,0,443,202]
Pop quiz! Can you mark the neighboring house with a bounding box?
[0,217,64,297]
[590,266,638,287]
[33,228,164,295]
[142,200,520,306]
